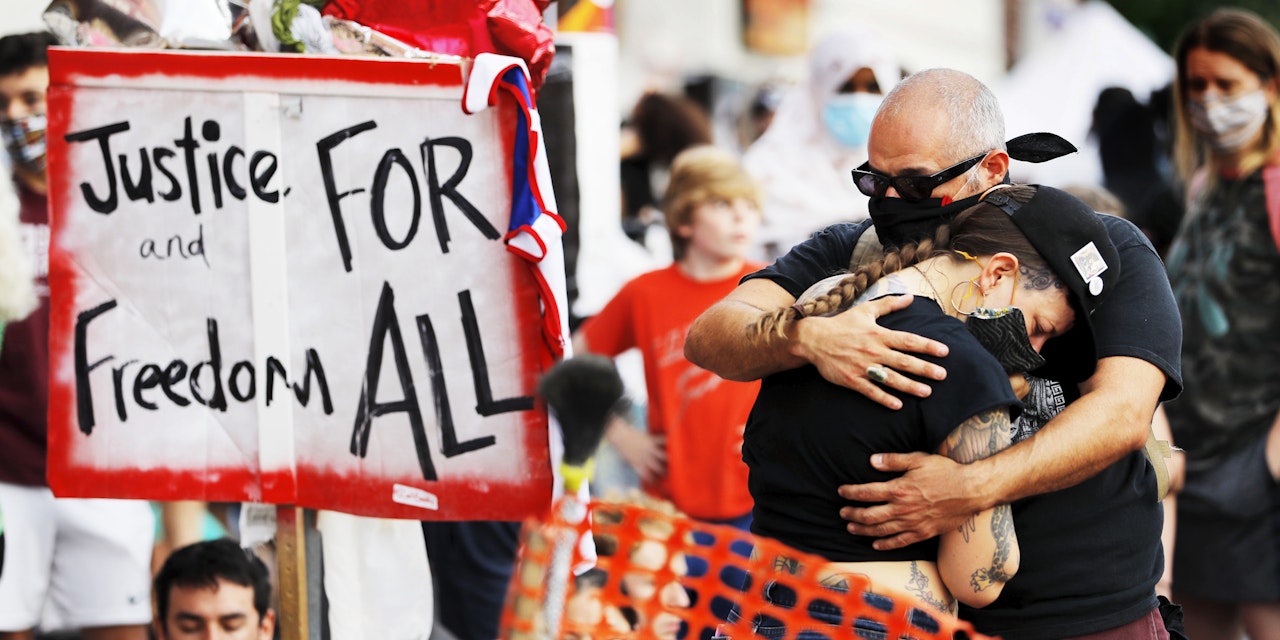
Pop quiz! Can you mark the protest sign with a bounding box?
[45,49,565,520]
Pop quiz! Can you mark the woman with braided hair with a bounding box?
[736,184,1123,637]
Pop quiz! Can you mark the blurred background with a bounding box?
[2,0,1269,294]
[3,3,1277,636]
[5,0,1267,414]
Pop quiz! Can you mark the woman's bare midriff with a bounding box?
[769,553,958,616]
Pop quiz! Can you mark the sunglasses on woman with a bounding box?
[850,151,990,202]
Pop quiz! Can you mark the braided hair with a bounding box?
[753,185,1048,340]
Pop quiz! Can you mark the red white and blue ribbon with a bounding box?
[463,53,570,359]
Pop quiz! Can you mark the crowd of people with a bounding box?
[2,5,1280,640]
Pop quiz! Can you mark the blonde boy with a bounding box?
[574,146,763,528]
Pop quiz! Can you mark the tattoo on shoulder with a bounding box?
[938,407,1015,464]
[969,505,1016,592]
[905,561,952,613]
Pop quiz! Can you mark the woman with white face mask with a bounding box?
[743,27,899,261]
[1162,8,1280,640]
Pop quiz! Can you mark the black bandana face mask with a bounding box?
[867,191,985,247]
[863,132,1078,247]
[965,307,1046,374]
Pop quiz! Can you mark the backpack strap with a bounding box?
[1144,430,1173,502]
[850,225,884,268]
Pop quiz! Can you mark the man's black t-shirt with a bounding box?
[745,215,1184,639]
[745,298,1019,562]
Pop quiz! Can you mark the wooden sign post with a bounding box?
[276,506,309,640]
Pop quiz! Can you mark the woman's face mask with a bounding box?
[822,92,881,148]
[1,112,47,176]
[1186,89,1269,152]
[955,252,1047,374]
[966,306,1047,375]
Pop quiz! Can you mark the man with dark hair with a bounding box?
[0,31,56,194]
[153,539,275,640]
[0,31,155,640]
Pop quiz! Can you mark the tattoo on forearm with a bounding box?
[906,561,951,612]
[969,505,1016,592]
[939,408,1015,464]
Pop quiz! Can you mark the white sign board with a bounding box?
[47,49,564,520]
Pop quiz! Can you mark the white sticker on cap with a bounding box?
[1070,242,1108,292]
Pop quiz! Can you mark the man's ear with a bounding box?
[153,619,168,640]
[980,150,1011,186]
[259,610,277,639]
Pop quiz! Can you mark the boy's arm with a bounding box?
[684,279,949,410]
[838,355,1164,549]
[602,413,666,484]
[570,332,666,484]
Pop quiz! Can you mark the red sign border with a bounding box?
[45,48,554,520]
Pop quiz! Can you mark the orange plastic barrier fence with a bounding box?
[500,498,996,640]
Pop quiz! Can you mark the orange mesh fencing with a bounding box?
[500,498,996,640]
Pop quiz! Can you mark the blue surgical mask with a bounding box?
[822,92,881,148]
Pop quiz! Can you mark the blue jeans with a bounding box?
[686,512,754,579]
[688,514,755,640]
[727,581,942,640]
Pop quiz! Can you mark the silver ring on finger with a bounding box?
[867,365,889,383]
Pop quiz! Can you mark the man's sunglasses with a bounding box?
[850,151,989,202]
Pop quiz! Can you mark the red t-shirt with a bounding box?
[0,185,50,487]
[579,262,761,520]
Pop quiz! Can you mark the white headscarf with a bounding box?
[744,27,899,260]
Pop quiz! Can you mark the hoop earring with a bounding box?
[950,278,986,316]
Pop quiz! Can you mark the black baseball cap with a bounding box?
[981,184,1121,382]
